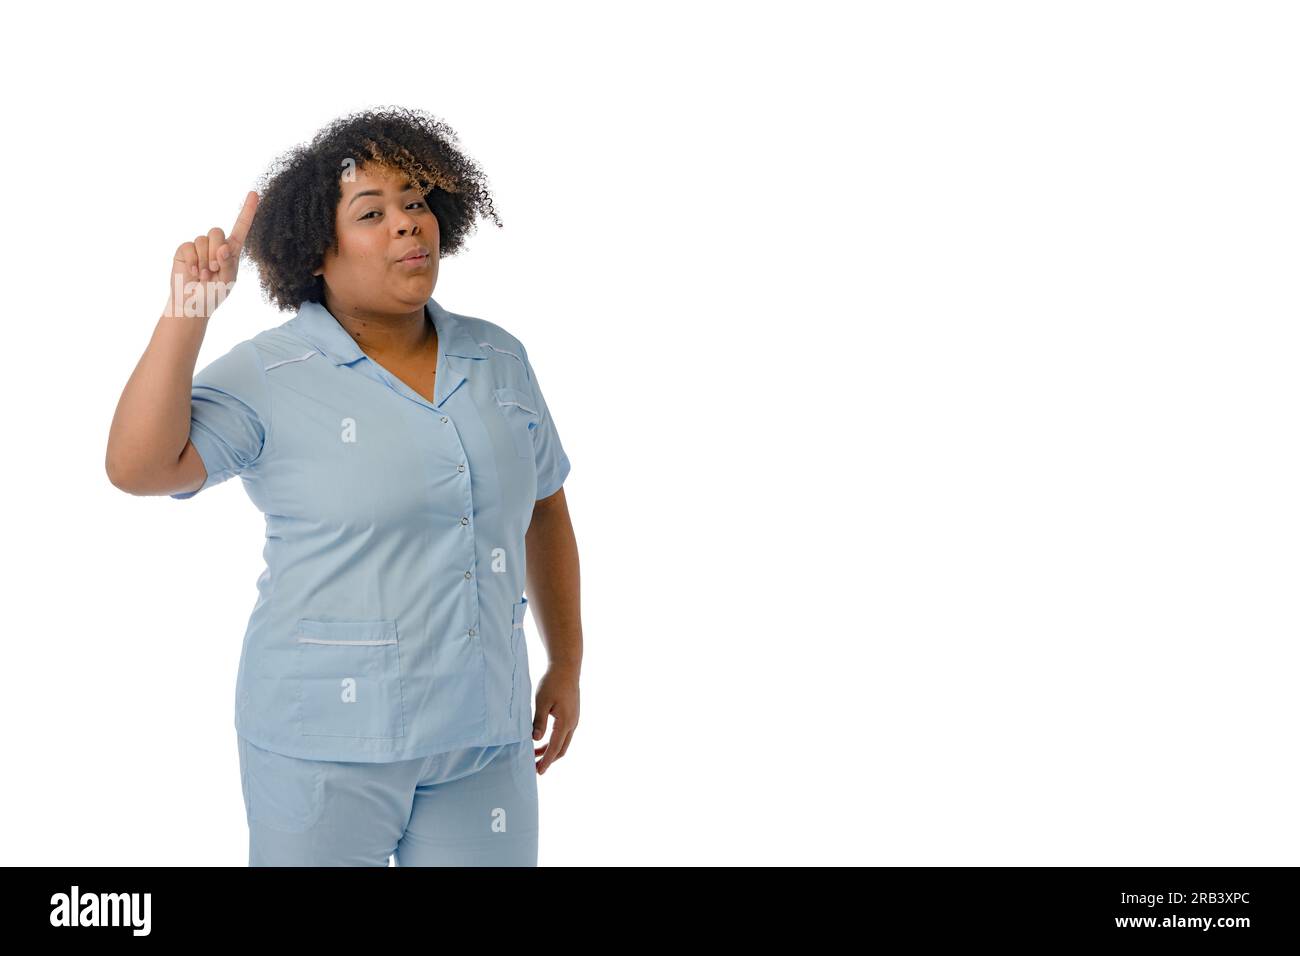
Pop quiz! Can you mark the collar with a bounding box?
[291,296,486,367]
[291,296,487,407]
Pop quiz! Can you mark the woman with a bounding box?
[105,108,582,867]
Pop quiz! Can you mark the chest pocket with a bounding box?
[493,386,538,460]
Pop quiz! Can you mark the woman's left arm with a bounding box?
[524,486,582,773]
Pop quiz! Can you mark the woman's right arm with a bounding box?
[105,192,259,496]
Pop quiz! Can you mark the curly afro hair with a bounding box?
[243,106,502,312]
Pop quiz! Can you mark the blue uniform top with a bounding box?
[171,295,571,762]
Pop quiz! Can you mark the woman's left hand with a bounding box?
[531,663,580,774]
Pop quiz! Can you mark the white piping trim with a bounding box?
[478,341,527,372]
[297,637,397,646]
[496,397,538,417]
[265,349,319,371]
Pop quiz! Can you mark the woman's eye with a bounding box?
[360,201,425,221]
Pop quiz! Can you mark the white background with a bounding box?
[1,0,1296,866]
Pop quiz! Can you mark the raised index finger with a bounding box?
[228,191,260,252]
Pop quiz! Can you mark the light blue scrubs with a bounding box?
[237,733,539,866]
[172,295,570,766]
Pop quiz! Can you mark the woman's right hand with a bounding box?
[165,190,260,319]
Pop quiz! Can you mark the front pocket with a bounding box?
[509,596,529,720]
[493,387,538,460]
[293,619,405,739]
[240,735,327,833]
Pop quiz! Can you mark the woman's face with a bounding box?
[314,162,441,315]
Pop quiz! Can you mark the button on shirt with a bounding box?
[171,296,571,762]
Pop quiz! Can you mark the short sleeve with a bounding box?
[520,341,571,501]
[170,339,271,499]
